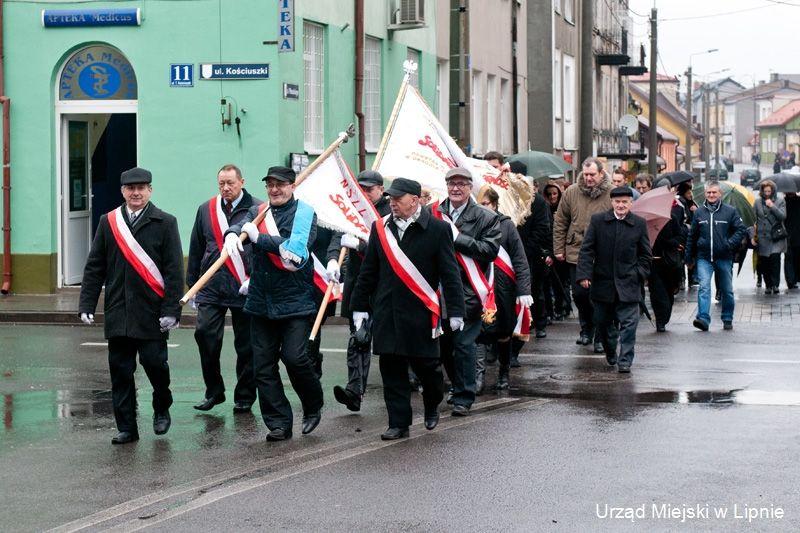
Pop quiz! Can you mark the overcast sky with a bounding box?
[628,0,798,93]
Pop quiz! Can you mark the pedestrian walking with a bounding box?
[186,164,259,414]
[634,173,653,195]
[434,167,501,416]
[677,182,698,289]
[552,157,613,352]
[576,187,652,373]
[648,182,687,332]
[753,180,787,294]
[78,167,184,444]
[785,192,800,290]
[326,170,391,412]
[543,183,572,320]
[224,166,323,441]
[685,180,748,331]
[350,178,464,440]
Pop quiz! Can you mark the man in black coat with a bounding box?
[186,164,260,413]
[435,167,501,416]
[351,178,464,440]
[79,167,184,444]
[325,170,391,412]
[225,166,323,442]
[576,187,652,373]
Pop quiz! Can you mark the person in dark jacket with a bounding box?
[785,192,800,290]
[186,164,260,413]
[350,178,465,440]
[647,182,687,332]
[677,181,698,288]
[79,167,184,444]
[435,167,501,416]
[576,187,652,372]
[685,180,748,331]
[753,180,787,294]
[325,170,391,412]
[224,166,323,442]
[477,187,532,391]
[543,183,572,320]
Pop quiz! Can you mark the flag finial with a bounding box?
[402,60,418,76]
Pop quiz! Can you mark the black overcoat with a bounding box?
[186,189,262,308]
[79,203,184,340]
[576,210,652,304]
[350,208,465,359]
[494,215,532,335]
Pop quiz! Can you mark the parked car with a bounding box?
[708,165,729,180]
[740,168,761,189]
[722,157,734,172]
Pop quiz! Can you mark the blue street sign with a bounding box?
[42,8,141,28]
[199,63,270,80]
[170,64,194,87]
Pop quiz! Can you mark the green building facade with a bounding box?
[1,0,438,292]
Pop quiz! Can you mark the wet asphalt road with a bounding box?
[2,169,800,531]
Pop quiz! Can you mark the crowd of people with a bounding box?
[79,153,772,445]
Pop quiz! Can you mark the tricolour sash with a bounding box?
[374,215,442,338]
[107,207,165,298]
[494,245,531,339]
[208,195,248,285]
[431,201,496,323]
[494,246,515,282]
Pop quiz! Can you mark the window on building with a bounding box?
[564,0,574,23]
[364,36,381,151]
[437,60,450,130]
[472,70,484,154]
[554,51,562,149]
[487,74,498,152]
[407,48,420,88]
[500,78,512,154]
[304,22,325,153]
[554,0,561,14]
[563,54,576,150]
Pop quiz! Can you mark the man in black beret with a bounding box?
[79,166,184,444]
[576,186,652,373]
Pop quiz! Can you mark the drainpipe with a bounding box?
[354,0,365,172]
[0,0,11,295]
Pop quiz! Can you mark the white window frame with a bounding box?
[472,70,484,154]
[303,21,325,153]
[554,0,561,14]
[564,0,574,23]
[487,74,498,152]
[500,77,512,154]
[437,60,450,131]
[563,53,576,150]
[364,36,382,152]
[407,48,420,88]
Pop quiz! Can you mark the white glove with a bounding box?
[242,222,259,243]
[449,317,465,331]
[516,295,534,308]
[80,313,94,325]
[353,311,369,331]
[159,316,179,332]
[238,278,250,296]
[341,233,360,250]
[224,233,244,256]
[325,259,341,283]
[189,297,197,310]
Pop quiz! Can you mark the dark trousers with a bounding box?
[250,315,324,430]
[760,253,782,289]
[440,318,481,408]
[784,247,795,287]
[344,320,372,396]
[648,261,679,327]
[379,355,444,429]
[568,263,594,335]
[593,299,640,367]
[108,337,173,433]
[791,246,800,287]
[194,304,256,405]
[530,258,548,330]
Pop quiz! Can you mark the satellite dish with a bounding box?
[618,114,639,137]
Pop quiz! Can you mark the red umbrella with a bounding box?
[631,187,674,244]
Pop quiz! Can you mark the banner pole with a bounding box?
[308,246,347,341]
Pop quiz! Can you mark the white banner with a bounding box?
[295,149,380,240]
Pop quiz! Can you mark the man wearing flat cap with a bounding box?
[326,169,391,412]
[576,186,652,373]
[79,166,184,444]
[225,165,323,441]
[351,178,464,440]
[434,166,501,416]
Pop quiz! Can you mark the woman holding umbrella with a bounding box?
[753,180,787,294]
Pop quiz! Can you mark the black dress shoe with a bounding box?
[605,353,617,366]
[424,411,440,430]
[656,324,666,333]
[193,395,225,411]
[617,365,631,374]
[451,404,470,417]
[232,401,252,413]
[693,318,709,332]
[445,389,454,405]
[381,427,409,440]
[577,333,591,345]
[333,385,361,412]
[266,427,292,441]
[111,431,139,445]
[301,411,322,435]
[593,342,604,354]
[509,356,521,368]
[153,411,171,435]
[536,329,547,338]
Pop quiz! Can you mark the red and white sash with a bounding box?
[431,201,497,322]
[513,303,532,338]
[107,207,165,298]
[208,195,248,285]
[374,215,442,338]
[494,246,516,282]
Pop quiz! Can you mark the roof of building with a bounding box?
[757,99,800,128]
[629,83,703,138]
[724,79,800,104]
[637,115,679,141]
[628,73,679,83]
[692,78,745,102]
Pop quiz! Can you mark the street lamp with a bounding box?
[685,49,719,170]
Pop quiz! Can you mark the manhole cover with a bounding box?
[549,372,629,383]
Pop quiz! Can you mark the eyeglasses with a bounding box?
[267,181,292,189]
[447,181,471,189]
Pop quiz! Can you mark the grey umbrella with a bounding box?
[756,173,799,193]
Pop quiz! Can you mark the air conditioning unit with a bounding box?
[399,0,424,24]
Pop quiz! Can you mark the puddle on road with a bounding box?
[510,387,800,406]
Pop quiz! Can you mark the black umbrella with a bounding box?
[756,173,799,193]
[662,170,694,186]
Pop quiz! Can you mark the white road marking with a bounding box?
[81,342,180,348]
[723,358,800,364]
